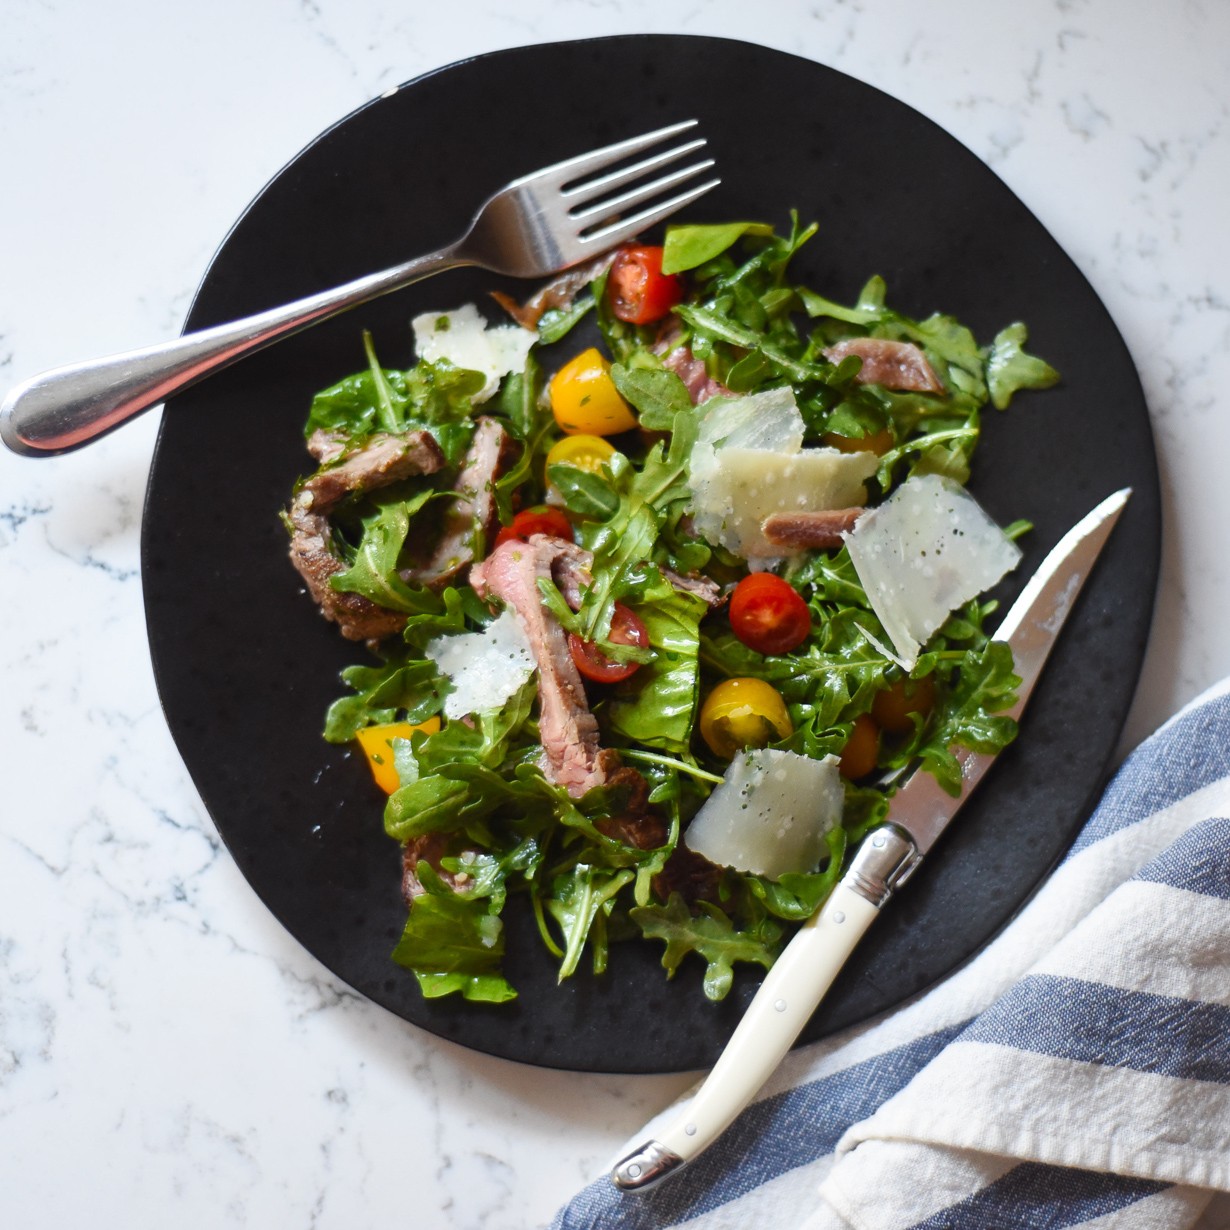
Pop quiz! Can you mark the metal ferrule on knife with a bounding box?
[845,825,924,908]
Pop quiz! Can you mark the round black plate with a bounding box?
[142,35,1159,1073]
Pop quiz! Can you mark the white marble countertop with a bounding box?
[3,2,1228,1226]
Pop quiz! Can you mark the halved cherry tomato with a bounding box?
[355,717,442,794]
[550,348,637,435]
[545,433,618,475]
[568,603,650,684]
[871,674,936,734]
[839,713,880,780]
[728,572,812,656]
[607,244,684,325]
[494,506,574,548]
[699,678,793,759]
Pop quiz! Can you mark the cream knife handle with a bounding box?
[611,825,921,1192]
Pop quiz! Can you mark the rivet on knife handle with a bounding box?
[612,825,920,1191]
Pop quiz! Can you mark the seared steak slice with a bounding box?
[823,338,944,393]
[661,342,730,404]
[287,501,409,642]
[302,431,445,513]
[761,507,865,551]
[489,250,618,330]
[654,321,731,405]
[470,536,607,798]
[287,429,446,642]
[407,417,518,588]
[550,541,722,612]
[402,833,482,907]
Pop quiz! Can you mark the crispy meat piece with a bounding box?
[761,507,866,551]
[823,338,944,394]
[594,762,668,850]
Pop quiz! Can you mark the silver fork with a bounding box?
[1,120,718,457]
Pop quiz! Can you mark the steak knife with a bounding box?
[612,487,1130,1192]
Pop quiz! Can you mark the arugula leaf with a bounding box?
[986,323,1061,409]
[391,865,516,1003]
[631,894,782,1001]
[609,362,694,431]
[607,574,707,755]
[546,463,621,520]
[537,294,596,345]
[745,825,847,920]
[916,640,1021,794]
[547,864,636,979]
[662,222,774,274]
[329,490,440,612]
[574,501,658,641]
[323,653,444,743]
[304,333,483,459]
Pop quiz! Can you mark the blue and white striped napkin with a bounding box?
[553,678,1230,1230]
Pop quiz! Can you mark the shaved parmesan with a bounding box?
[687,386,877,560]
[685,749,843,880]
[844,474,1022,670]
[691,446,877,560]
[425,607,536,720]
[412,303,536,403]
[690,386,805,484]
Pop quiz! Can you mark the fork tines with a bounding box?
[539,120,721,247]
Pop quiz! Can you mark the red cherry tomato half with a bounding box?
[607,245,684,325]
[728,572,812,656]
[568,603,650,684]
[494,507,574,548]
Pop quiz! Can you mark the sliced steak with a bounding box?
[761,507,866,551]
[823,338,944,393]
[302,431,446,513]
[401,833,482,907]
[407,417,518,588]
[550,541,723,612]
[661,343,731,404]
[469,535,607,798]
[287,429,446,642]
[489,250,618,330]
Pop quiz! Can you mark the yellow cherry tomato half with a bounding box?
[699,678,793,759]
[545,432,618,475]
[355,718,441,794]
[549,348,637,436]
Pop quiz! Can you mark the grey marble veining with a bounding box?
[3,1,1229,1226]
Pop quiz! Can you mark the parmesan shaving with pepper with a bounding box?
[844,474,1022,670]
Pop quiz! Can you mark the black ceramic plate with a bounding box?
[142,35,1159,1073]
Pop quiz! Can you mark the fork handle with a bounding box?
[1,245,466,457]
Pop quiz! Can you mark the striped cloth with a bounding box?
[553,678,1230,1230]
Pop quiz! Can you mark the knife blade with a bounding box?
[611,488,1130,1192]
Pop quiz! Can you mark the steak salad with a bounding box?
[284,218,1058,1003]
